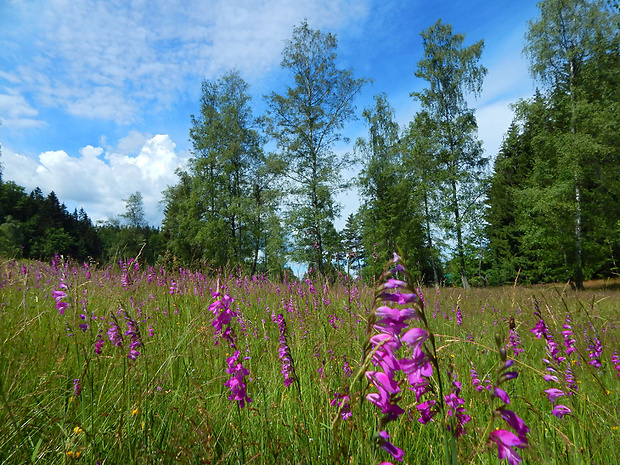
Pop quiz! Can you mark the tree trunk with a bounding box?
[451,180,469,289]
[423,190,439,287]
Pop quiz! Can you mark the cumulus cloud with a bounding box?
[2,0,370,125]
[3,134,189,226]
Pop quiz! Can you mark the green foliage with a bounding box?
[162,71,283,273]
[0,182,103,262]
[355,94,432,283]
[486,0,620,286]
[412,19,488,289]
[264,21,366,276]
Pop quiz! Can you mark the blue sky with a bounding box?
[0,0,540,227]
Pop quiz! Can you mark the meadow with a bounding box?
[0,256,619,465]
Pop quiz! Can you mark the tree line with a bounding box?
[2,0,619,287]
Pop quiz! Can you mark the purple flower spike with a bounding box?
[107,321,123,347]
[490,429,526,465]
[224,351,252,408]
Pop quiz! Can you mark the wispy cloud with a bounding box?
[1,0,369,125]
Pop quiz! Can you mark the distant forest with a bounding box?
[1,0,619,288]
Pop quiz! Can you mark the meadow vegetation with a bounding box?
[1,256,618,464]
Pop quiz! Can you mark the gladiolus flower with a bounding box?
[490,429,526,465]
[551,405,571,419]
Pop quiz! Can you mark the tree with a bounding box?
[265,21,366,275]
[402,111,444,286]
[355,93,430,282]
[121,191,147,228]
[163,71,282,272]
[523,0,620,288]
[412,19,488,289]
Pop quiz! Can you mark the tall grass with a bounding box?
[0,257,618,464]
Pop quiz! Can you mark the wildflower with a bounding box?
[125,314,143,361]
[562,314,577,355]
[612,351,620,378]
[107,321,123,347]
[490,429,526,465]
[52,282,70,314]
[507,329,524,357]
[73,426,83,434]
[275,313,296,387]
[94,334,104,354]
[587,335,603,369]
[551,405,571,419]
[330,390,352,420]
[73,379,81,397]
[377,430,404,462]
[416,400,438,424]
[499,409,530,442]
[224,351,252,408]
[489,344,529,464]
[530,318,546,339]
[445,370,470,437]
[544,388,566,404]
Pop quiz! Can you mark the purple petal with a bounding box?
[493,387,511,404]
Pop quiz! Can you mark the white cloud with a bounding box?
[476,100,517,159]
[3,134,189,225]
[0,92,45,129]
[3,0,370,125]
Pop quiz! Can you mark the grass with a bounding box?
[0,257,619,464]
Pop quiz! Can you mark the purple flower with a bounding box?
[94,334,104,354]
[507,329,524,357]
[587,336,603,369]
[444,392,470,437]
[52,286,70,314]
[530,319,546,339]
[107,321,123,347]
[493,387,511,404]
[377,430,404,462]
[499,409,529,443]
[125,315,143,361]
[416,400,438,424]
[275,314,296,387]
[224,351,252,408]
[562,315,577,355]
[73,378,82,397]
[551,404,571,419]
[612,351,620,378]
[401,327,428,349]
[330,391,352,420]
[544,388,566,404]
[490,429,526,465]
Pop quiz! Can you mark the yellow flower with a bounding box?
[69,396,74,402]
[131,408,139,416]
[73,426,83,434]
[450,354,455,358]
[607,390,611,395]
[67,451,74,457]
[75,451,82,458]
[612,426,618,431]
